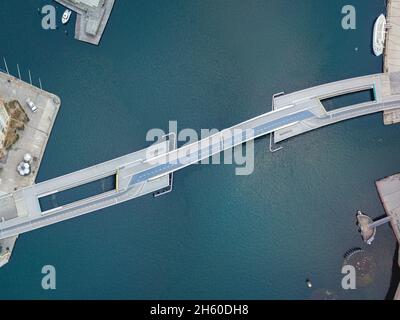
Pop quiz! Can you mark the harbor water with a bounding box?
[0,0,399,299]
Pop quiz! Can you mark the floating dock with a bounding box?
[376,173,400,300]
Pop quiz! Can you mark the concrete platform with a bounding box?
[0,71,60,267]
[0,72,61,194]
[383,0,400,123]
[376,174,400,241]
[383,74,400,124]
[0,235,17,268]
[384,109,400,124]
[384,0,400,74]
[376,173,400,300]
[54,0,115,45]
[0,194,17,222]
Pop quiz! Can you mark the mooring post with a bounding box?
[3,57,9,75]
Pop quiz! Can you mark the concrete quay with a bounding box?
[383,0,400,124]
[0,71,60,267]
[54,0,115,45]
[384,0,400,74]
[376,174,400,300]
[0,235,17,268]
[0,72,61,194]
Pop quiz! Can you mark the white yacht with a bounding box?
[62,9,72,25]
[373,14,387,56]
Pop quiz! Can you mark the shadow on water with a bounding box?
[386,243,400,300]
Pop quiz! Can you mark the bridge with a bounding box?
[1,72,400,266]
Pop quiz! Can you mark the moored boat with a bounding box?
[62,9,72,25]
[373,14,387,56]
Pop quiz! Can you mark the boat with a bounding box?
[62,9,72,25]
[373,14,387,56]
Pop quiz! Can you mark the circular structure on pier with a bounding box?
[17,161,31,177]
[343,250,377,288]
[23,153,33,163]
[309,288,338,300]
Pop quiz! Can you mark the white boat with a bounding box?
[62,9,72,25]
[373,14,387,56]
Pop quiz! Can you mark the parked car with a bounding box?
[26,98,38,113]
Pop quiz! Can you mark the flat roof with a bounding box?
[72,0,101,8]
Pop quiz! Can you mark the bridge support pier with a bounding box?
[153,133,177,198]
[269,92,285,153]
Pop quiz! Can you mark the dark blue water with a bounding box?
[0,0,399,299]
[39,175,116,212]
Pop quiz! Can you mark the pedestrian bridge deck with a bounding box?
[1,73,400,242]
[273,73,400,143]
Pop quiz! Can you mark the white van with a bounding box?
[26,98,38,113]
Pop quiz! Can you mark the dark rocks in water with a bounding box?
[309,289,338,300]
[343,250,377,288]
[385,244,400,300]
[343,247,363,260]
